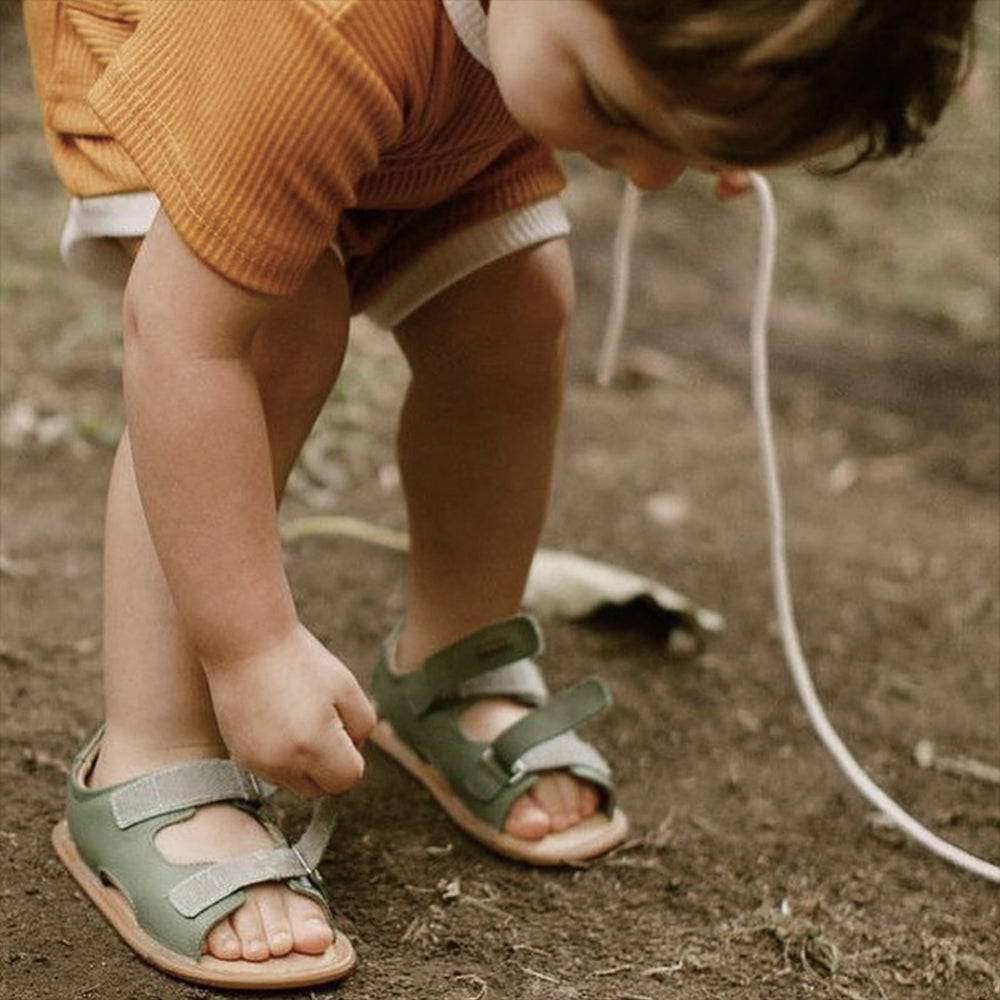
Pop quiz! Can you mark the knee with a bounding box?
[398,239,575,410]
[500,240,575,376]
[482,242,574,414]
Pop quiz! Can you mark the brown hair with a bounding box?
[593,0,977,167]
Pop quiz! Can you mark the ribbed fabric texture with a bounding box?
[24,0,565,296]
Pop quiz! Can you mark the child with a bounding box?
[24,0,974,988]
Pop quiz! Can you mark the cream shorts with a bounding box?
[60,192,570,330]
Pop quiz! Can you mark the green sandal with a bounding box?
[51,729,355,990]
[370,614,629,865]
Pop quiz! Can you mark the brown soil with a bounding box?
[2,10,998,1000]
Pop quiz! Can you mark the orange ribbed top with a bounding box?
[25,0,563,295]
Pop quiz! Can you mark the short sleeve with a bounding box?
[90,0,405,294]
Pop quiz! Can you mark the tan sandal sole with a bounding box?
[370,720,629,865]
[52,820,356,990]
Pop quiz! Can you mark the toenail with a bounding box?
[246,939,268,958]
[217,938,240,958]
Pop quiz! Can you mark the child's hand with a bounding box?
[205,623,376,798]
[713,168,754,200]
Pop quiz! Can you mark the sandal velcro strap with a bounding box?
[464,678,611,801]
[401,615,544,715]
[171,846,313,918]
[458,658,548,706]
[169,795,338,917]
[109,759,267,829]
[517,730,610,782]
[491,677,609,771]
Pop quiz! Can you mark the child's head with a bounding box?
[488,0,976,188]
[592,0,977,167]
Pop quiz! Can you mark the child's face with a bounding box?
[487,0,834,190]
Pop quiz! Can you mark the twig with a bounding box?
[590,964,633,977]
[458,894,512,921]
[830,983,876,1000]
[521,967,559,984]
[512,944,548,957]
[914,739,1000,785]
[642,961,684,977]
[279,514,409,550]
[454,973,488,1000]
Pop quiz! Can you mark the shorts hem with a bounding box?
[362,197,570,329]
[57,193,570,321]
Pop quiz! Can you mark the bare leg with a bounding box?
[91,248,351,961]
[392,240,599,840]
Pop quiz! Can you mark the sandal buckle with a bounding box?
[291,842,313,877]
[505,758,527,786]
[482,746,526,787]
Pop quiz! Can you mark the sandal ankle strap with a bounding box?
[392,615,547,715]
[110,759,269,828]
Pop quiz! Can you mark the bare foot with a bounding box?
[90,747,333,963]
[460,698,601,840]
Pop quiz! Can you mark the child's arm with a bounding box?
[121,211,374,797]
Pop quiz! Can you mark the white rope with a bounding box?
[595,171,999,882]
[596,179,642,387]
[746,170,1000,883]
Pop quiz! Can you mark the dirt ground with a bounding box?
[2,7,999,1000]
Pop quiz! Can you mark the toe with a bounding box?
[205,889,333,963]
[504,773,603,839]
[285,892,335,955]
[253,886,295,957]
[530,773,581,833]
[578,781,600,819]
[230,895,270,962]
[459,696,605,841]
[205,918,242,961]
[503,793,552,840]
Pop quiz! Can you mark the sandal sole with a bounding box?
[52,820,356,990]
[370,720,629,865]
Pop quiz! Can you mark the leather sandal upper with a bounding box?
[64,728,337,960]
[372,615,616,831]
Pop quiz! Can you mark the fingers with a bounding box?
[266,723,368,800]
[280,772,329,800]
[295,677,374,797]
[207,625,375,798]
[306,715,368,796]
[239,721,367,800]
[334,679,377,747]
